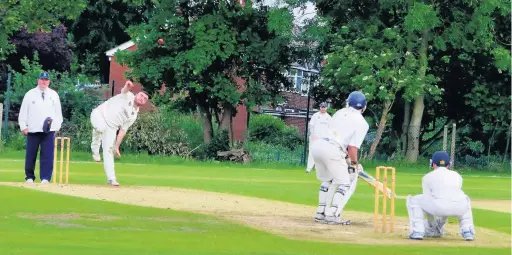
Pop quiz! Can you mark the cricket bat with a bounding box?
[358,169,396,199]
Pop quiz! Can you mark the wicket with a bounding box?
[53,136,70,184]
[374,166,396,233]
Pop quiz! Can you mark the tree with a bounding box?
[321,22,440,160]
[116,0,295,143]
[0,0,87,60]
[64,0,155,80]
[316,0,511,162]
[6,25,74,72]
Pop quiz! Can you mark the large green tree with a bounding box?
[116,0,295,142]
[316,0,511,162]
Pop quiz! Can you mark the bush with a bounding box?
[123,107,203,156]
[199,129,230,160]
[248,114,303,150]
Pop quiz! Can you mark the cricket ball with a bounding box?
[158,39,164,45]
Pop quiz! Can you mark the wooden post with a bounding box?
[442,125,448,151]
[451,123,456,167]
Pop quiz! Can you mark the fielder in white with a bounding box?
[406,151,475,241]
[89,80,149,186]
[306,102,332,173]
[311,91,369,224]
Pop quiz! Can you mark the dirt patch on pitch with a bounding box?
[1,182,509,248]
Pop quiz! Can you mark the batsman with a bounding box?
[406,151,475,241]
[311,91,369,224]
[89,80,149,186]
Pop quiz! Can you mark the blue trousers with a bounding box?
[25,132,55,181]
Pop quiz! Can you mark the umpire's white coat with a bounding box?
[407,167,475,236]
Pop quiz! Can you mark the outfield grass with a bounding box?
[0,150,510,254]
[0,185,509,255]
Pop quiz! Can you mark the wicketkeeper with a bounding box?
[311,91,369,224]
[89,80,149,186]
[406,151,475,241]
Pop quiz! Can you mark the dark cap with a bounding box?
[319,102,327,107]
[39,72,50,80]
[431,151,450,167]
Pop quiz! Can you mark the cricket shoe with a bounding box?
[324,215,351,225]
[408,231,424,240]
[108,180,120,187]
[41,179,50,184]
[92,153,101,162]
[25,179,34,184]
[314,212,326,223]
[461,230,475,241]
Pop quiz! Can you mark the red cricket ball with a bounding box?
[158,39,164,45]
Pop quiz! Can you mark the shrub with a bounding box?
[200,129,230,160]
[123,110,190,156]
[248,114,303,150]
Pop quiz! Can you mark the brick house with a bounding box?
[105,41,324,141]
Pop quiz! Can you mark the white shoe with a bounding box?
[41,179,50,184]
[25,179,34,184]
[92,153,101,162]
[325,215,351,225]
[314,212,326,223]
[108,180,120,187]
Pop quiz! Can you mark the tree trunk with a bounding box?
[367,100,393,160]
[219,106,233,140]
[401,100,410,155]
[504,121,511,162]
[405,29,429,162]
[199,104,213,143]
[405,96,425,162]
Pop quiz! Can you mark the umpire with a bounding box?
[18,72,63,184]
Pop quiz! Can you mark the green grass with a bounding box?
[0,150,510,254]
[0,186,509,255]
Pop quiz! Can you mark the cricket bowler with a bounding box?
[311,91,369,224]
[306,102,332,173]
[89,80,149,186]
[406,151,475,241]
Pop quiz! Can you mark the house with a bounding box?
[105,40,324,141]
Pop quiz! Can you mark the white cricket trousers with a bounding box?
[90,108,118,182]
[407,194,475,236]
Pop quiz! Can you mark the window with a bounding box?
[296,70,303,91]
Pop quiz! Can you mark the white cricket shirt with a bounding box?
[327,107,369,150]
[309,112,331,138]
[18,87,63,132]
[100,92,139,131]
[422,167,467,201]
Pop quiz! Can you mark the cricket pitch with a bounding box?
[0,182,509,248]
